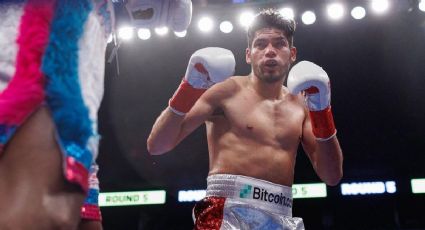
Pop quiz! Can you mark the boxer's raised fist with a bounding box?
[288,61,336,140]
[169,47,235,115]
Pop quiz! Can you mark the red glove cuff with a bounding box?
[309,107,336,140]
[169,79,206,114]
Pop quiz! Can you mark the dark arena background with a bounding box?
[97,0,425,229]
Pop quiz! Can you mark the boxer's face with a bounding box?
[246,27,296,83]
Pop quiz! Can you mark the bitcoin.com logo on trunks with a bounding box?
[239,184,292,208]
[239,184,252,198]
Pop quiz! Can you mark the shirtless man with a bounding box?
[147,9,343,230]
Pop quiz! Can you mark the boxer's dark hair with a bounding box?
[247,8,296,48]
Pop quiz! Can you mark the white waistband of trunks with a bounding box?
[206,174,293,217]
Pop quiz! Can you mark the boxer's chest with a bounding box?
[224,91,305,144]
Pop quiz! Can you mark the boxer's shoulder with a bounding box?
[206,76,240,96]
[197,77,241,110]
[221,76,247,91]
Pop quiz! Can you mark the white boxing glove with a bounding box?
[169,47,235,115]
[125,0,192,32]
[288,61,336,140]
[288,60,330,111]
[185,47,236,89]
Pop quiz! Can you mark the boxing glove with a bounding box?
[169,47,235,115]
[125,0,192,32]
[288,61,336,141]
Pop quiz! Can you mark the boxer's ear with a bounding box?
[290,46,297,64]
[246,48,251,64]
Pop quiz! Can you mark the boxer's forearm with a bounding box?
[313,137,343,186]
[148,47,234,155]
[147,107,185,155]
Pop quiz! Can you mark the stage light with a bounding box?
[239,11,255,28]
[301,11,316,25]
[198,16,214,32]
[118,26,133,40]
[419,0,425,12]
[351,6,366,20]
[137,28,151,40]
[220,21,233,34]
[327,3,345,20]
[154,26,169,36]
[279,7,295,20]
[174,30,187,38]
[371,0,390,14]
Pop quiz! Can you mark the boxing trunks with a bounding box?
[0,0,114,220]
[193,174,305,230]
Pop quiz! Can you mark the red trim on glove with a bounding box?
[309,107,336,139]
[305,86,319,94]
[169,79,207,114]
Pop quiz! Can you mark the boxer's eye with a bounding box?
[254,40,267,49]
[273,40,286,49]
[272,37,288,49]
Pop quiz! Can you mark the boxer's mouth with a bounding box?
[264,59,278,67]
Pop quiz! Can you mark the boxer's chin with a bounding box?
[260,71,284,84]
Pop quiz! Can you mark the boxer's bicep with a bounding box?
[177,83,226,142]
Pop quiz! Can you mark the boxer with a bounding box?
[148,8,343,229]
